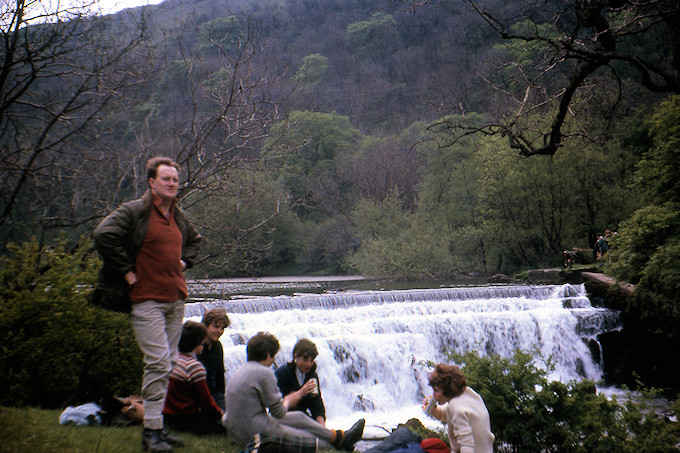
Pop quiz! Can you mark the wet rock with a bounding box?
[353,394,376,411]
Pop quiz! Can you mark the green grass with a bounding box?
[0,407,238,453]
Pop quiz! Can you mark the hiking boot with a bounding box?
[142,428,173,453]
[161,428,184,447]
[342,418,365,451]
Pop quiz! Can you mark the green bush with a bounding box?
[449,350,680,453]
[0,238,143,408]
[607,203,680,286]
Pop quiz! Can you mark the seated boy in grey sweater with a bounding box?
[224,332,364,451]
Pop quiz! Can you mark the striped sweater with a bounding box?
[163,353,223,417]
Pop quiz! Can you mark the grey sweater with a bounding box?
[225,361,288,445]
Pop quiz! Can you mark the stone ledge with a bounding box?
[582,271,634,294]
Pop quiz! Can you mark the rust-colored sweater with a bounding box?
[129,197,187,303]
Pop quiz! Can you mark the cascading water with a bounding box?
[184,283,621,436]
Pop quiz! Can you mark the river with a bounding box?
[183,278,621,439]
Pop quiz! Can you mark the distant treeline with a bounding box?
[0,0,673,280]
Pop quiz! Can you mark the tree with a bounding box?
[198,15,244,57]
[346,12,400,61]
[402,0,680,157]
[608,95,680,301]
[633,95,680,205]
[338,132,422,210]
[346,188,429,278]
[605,96,680,388]
[288,53,331,112]
[155,26,295,273]
[292,53,329,88]
[0,0,152,245]
[416,115,490,270]
[0,2,296,273]
[263,110,363,217]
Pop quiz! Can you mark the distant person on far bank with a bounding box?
[198,307,230,410]
[594,233,609,266]
[93,156,202,453]
[275,338,327,425]
[563,250,577,268]
[423,363,494,453]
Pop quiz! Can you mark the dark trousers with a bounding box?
[164,413,226,435]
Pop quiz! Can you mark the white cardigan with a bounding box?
[430,387,495,453]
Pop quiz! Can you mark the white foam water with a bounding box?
[184,283,621,434]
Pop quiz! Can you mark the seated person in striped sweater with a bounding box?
[163,321,226,434]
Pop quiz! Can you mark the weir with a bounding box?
[184,283,621,433]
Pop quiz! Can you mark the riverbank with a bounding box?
[196,275,368,282]
[188,268,627,299]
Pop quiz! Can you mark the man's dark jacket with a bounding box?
[274,362,326,421]
[92,189,201,312]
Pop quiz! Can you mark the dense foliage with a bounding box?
[1,0,655,278]
[609,96,680,298]
[0,239,143,408]
[601,96,680,388]
[0,0,676,282]
[344,116,638,277]
[452,350,680,453]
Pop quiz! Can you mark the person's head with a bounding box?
[179,321,208,354]
[246,332,280,363]
[292,338,318,374]
[120,395,144,423]
[605,229,612,237]
[146,156,180,201]
[428,363,467,403]
[201,308,231,345]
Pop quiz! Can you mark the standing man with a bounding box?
[93,157,201,453]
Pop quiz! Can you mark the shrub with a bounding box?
[607,203,680,286]
[449,350,680,453]
[0,238,143,408]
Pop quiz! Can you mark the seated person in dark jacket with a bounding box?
[197,308,230,410]
[275,338,326,426]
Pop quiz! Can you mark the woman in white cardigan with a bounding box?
[423,363,495,453]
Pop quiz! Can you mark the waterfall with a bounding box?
[184,283,621,434]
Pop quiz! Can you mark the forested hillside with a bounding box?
[1,0,678,280]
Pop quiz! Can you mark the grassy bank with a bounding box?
[0,407,238,453]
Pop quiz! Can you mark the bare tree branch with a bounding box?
[412,0,680,156]
[0,1,152,229]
